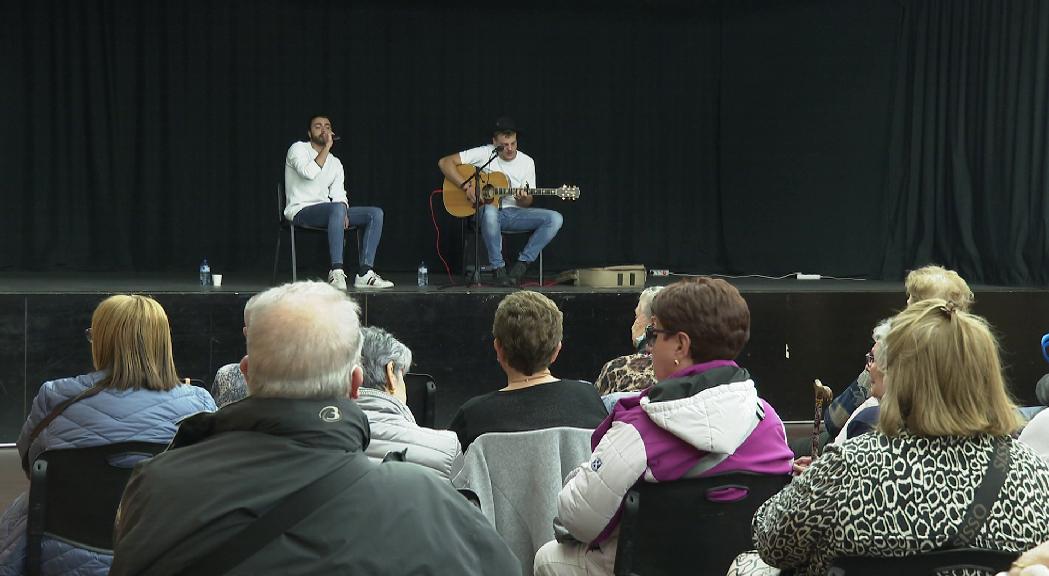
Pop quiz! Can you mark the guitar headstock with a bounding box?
[554,185,581,201]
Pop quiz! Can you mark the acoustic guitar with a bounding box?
[442,164,581,217]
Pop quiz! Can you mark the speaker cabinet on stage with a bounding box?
[558,265,646,288]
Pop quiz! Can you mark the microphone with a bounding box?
[493,144,504,152]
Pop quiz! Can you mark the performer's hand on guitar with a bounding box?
[515,183,534,207]
[461,179,477,203]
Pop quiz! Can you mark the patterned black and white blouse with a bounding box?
[751,431,1049,576]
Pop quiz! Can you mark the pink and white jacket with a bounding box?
[556,360,794,546]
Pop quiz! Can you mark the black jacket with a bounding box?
[110,396,520,576]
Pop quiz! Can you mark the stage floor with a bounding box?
[0,269,973,295]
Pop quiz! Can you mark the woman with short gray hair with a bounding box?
[355,326,463,480]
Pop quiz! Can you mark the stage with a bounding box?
[2,271,1048,444]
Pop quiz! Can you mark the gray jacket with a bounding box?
[452,427,593,576]
[355,388,464,480]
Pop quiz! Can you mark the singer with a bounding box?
[437,116,563,286]
[284,115,393,289]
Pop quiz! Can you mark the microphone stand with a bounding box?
[465,148,501,287]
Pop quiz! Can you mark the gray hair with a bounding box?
[637,286,665,319]
[244,281,362,399]
[359,326,413,391]
[872,318,892,367]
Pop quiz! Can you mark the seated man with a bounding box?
[285,114,393,290]
[437,116,563,286]
[356,326,464,479]
[109,282,517,576]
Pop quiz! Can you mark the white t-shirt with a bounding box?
[283,141,348,220]
[458,145,536,209]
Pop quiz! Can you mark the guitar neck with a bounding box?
[491,188,568,197]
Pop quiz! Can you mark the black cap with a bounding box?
[494,116,517,134]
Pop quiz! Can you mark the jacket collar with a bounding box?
[171,395,370,453]
[354,388,417,424]
[648,360,747,403]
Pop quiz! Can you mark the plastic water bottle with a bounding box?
[199,259,211,287]
[417,261,428,287]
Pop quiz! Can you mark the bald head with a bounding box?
[245,282,362,399]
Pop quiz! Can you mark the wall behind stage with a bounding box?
[2,0,1047,285]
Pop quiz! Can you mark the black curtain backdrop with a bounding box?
[2,0,1048,284]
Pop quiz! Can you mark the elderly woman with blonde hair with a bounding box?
[0,295,215,576]
[746,299,1049,576]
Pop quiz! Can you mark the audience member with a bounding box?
[0,295,215,576]
[834,319,890,442]
[823,264,974,441]
[357,326,464,479]
[533,278,794,576]
[593,286,664,395]
[448,291,607,451]
[1001,541,1049,575]
[109,282,518,576]
[747,300,1049,576]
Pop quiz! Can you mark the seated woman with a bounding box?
[0,295,216,576]
[823,264,975,441]
[749,299,1049,576]
[448,291,607,451]
[533,278,794,576]
[835,318,890,442]
[356,326,464,479]
[594,286,664,396]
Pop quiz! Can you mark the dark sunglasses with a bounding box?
[644,324,676,343]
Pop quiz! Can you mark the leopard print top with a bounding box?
[752,431,1049,576]
[594,352,656,395]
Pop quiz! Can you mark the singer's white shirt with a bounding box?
[283,141,348,220]
[459,145,536,209]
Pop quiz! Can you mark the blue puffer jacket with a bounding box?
[0,370,216,576]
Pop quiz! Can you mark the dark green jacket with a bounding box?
[110,396,520,576]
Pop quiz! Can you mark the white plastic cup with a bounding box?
[212,274,223,287]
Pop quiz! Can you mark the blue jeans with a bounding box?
[478,205,563,269]
[292,203,383,268]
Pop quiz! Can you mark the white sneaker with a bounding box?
[328,269,348,290]
[354,270,394,289]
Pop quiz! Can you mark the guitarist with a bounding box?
[438,116,563,286]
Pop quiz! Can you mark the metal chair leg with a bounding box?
[273,230,282,286]
[290,224,298,282]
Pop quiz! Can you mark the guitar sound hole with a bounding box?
[480,184,495,201]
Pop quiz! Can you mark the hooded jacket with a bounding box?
[109,396,519,576]
[555,360,794,546]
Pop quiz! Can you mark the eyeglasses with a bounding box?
[644,324,676,343]
[84,328,92,343]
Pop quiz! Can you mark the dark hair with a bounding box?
[493,116,517,138]
[307,115,330,132]
[649,277,750,362]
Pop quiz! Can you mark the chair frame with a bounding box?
[827,548,1019,575]
[26,442,168,576]
[403,372,437,428]
[613,472,791,576]
[460,217,544,284]
[273,182,360,284]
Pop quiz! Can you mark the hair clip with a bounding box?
[938,300,958,318]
